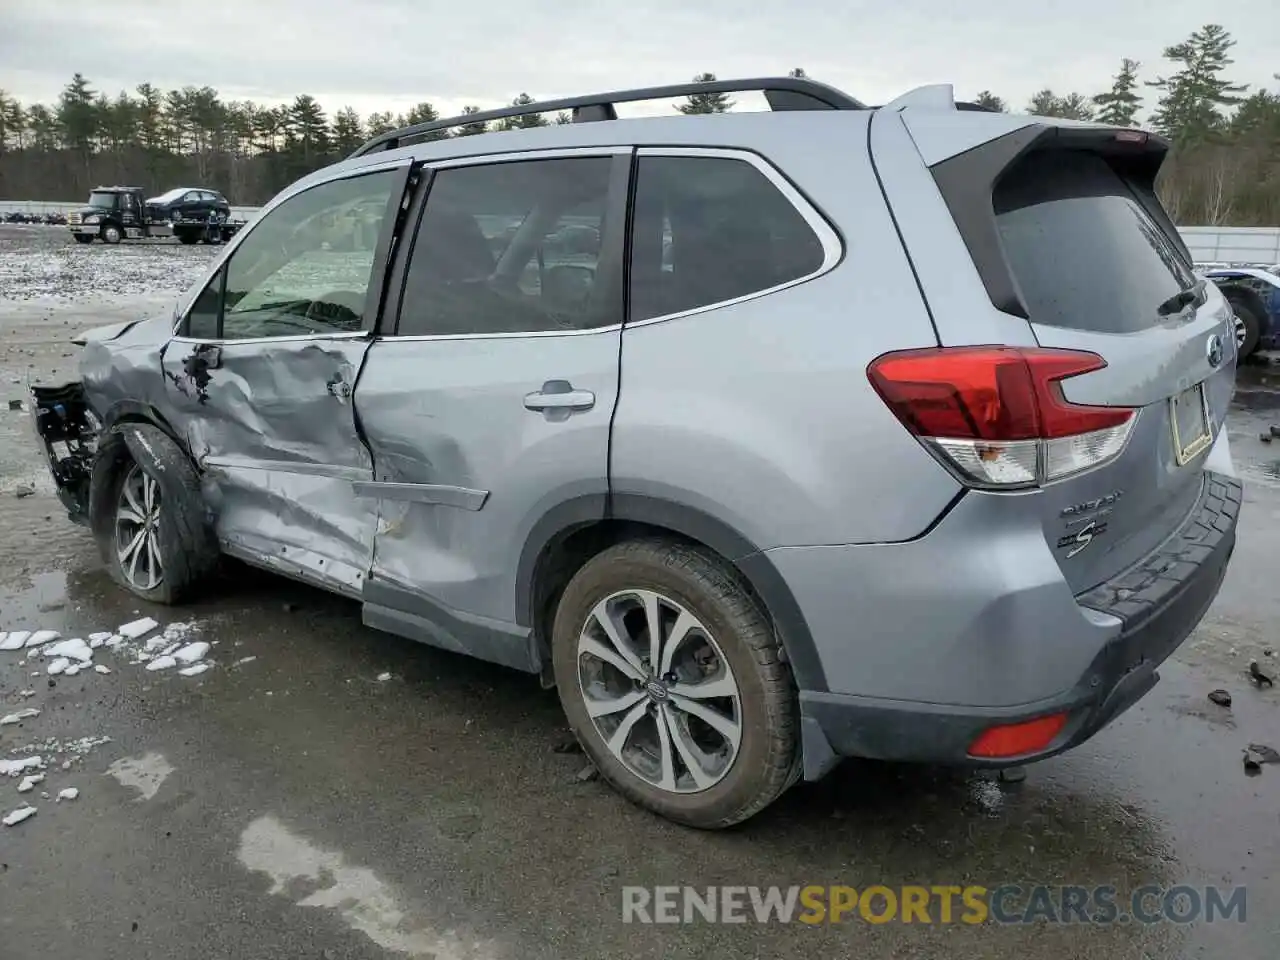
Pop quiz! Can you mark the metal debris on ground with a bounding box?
[1208,689,1233,707]
[998,765,1027,783]
[1243,752,1263,776]
[1246,743,1280,764]
[573,764,599,783]
[1249,660,1275,688]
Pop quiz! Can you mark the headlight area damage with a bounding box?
[30,382,99,525]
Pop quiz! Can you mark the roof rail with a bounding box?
[348,76,866,158]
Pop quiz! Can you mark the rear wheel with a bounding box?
[551,539,799,829]
[176,230,199,245]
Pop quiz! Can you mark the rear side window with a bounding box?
[994,151,1197,334]
[629,155,826,323]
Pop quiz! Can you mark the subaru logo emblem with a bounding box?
[1206,333,1224,369]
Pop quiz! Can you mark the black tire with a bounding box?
[88,424,220,604]
[1225,291,1263,360]
[176,230,199,245]
[100,224,122,244]
[73,234,93,244]
[551,538,799,829]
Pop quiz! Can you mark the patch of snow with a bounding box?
[57,787,79,802]
[44,637,93,663]
[17,773,43,793]
[145,655,177,672]
[3,805,37,827]
[93,664,111,675]
[160,642,181,657]
[46,657,70,676]
[88,632,112,643]
[179,662,212,677]
[174,641,210,664]
[25,629,60,648]
[104,634,125,648]
[145,635,171,653]
[0,709,39,726]
[0,631,28,651]
[89,637,104,649]
[64,664,82,677]
[1,756,44,777]
[376,672,393,682]
[105,752,173,801]
[117,617,159,640]
[162,621,199,642]
[970,779,1004,815]
[234,656,257,666]
[18,689,36,699]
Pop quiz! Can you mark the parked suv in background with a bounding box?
[31,77,1241,829]
[145,186,232,223]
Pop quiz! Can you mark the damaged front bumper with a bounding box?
[28,381,99,525]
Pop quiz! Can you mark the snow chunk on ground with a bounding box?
[0,631,29,651]
[25,629,60,648]
[88,632,112,643]
[46,658,70,676]
[18,689,36,699]
[17,773,43,793]
[145,655,177,672]
[234,656,257,666]
[179,662,212,677]
[3,805,37,826]
[104,635,125,648]
[162,621,200,642]
[89,637,104,649]
[94,664,111,675]
[57,787,79,802]
[1,756,44,777]
[174,641,210,664]
[43,637,94,663]
[65,664,82,676]
[376,672,393,682]
[118,617,159,640]
[0,709,39,726]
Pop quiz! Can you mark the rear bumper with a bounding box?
[792,471,1241,779]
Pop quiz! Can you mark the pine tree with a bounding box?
[1093,59,1143,126]
[455,105,488,136]
[1027,89,1093,120]
[973,90,1007,112]
[1147,24,1248,143]
[788,68,807,79]
[676,73,734,114]
[330,107,365,155]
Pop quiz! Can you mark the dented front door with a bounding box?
[160,162,412,596]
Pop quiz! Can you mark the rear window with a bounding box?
[994,151,1196,334]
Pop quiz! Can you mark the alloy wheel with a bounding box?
[115,463,164,591]
[577,589,742,793]
[1233,313,1247,349]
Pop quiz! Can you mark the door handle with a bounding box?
[524,384,595,412]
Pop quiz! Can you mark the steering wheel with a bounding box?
[304,290,366,329]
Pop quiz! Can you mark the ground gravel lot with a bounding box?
[1,223,1279,959]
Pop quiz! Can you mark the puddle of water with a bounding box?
[237,814,499,959]
[105,751,175,801]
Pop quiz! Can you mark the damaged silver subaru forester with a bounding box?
[31,77,1242,829]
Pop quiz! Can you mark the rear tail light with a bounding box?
[867,346,1135,488]
[968,712,1069,758]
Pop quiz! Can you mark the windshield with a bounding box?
[87,192,119,210]
[148,188,187,204]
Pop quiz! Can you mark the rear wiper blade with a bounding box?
[1157,278,1207,317]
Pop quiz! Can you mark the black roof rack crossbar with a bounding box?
[348,76,866,158]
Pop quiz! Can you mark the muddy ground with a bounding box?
[1,223,1278,959]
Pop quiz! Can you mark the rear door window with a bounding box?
[628,154,828,323]
[994,151,1198,334]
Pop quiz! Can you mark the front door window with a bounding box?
[185,169,400,340]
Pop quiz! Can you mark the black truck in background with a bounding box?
[67,185,246,244]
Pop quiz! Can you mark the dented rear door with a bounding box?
[161,160,413,597]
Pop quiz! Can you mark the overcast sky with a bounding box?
[1,0,1276,121]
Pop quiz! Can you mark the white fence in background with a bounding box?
[2,198,1278,262]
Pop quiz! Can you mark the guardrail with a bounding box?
[2,198,1278,261]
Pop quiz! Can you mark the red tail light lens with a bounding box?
[968,712,1069,758]
[867,346,1136,488]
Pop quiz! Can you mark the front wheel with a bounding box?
[551,539,799,829]
[1226,293,1263,360]
[89,425,220,604]
[100,224,122,244]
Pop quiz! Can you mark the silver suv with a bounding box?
[31,77,1242,828]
